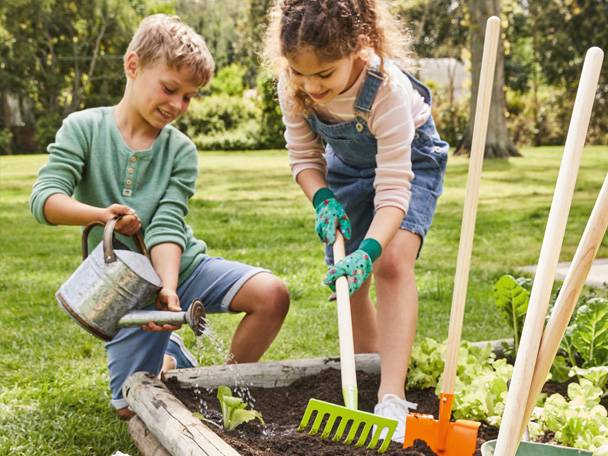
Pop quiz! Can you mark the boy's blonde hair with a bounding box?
[263,0,414,115]
[126,14,215,86]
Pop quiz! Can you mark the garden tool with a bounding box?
[56,217,206,341]
[403,16,500,455]
[494,46,604,456]
[518,173,608,437]
[298,232,398,453]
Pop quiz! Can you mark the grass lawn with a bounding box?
[1,146,607,455]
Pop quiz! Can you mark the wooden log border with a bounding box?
[125,339,509,455]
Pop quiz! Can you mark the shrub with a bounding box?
[255,71,285,150]
[0,128,13,155]
[177,94,257,138]
[208,64,247,97]
[425,80,468,148]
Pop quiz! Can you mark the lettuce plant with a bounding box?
[216,385,264,431]
[569,366,608,396]
[531,379,608,453]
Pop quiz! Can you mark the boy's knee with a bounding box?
[264,276,290,320]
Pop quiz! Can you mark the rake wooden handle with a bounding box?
[333,233,358,410]
[495,46,604,456]
[441,16,499,396]
[519,173,608,437]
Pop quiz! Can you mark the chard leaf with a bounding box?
[494,275,529,353]
[550,355,571,383]
[571,298,608,367]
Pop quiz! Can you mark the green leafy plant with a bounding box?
[494,275,531,354]
[407,337,445,389]
[437,342,513,426]
[569,366,608,397]
[408,338,513,426]
[569,298,608,368]
[216,385,264,431]
[530,379,608,452]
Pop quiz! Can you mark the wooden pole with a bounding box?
[519,174,608,437]
[494,47,604,456]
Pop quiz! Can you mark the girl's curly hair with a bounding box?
[263,0,413,115]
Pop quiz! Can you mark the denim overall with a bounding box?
[306,63,449,262]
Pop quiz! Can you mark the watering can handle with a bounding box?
[81,217,148,262]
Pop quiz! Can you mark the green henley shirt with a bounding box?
[29,106,207,285]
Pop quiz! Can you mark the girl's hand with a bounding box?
[315,196,351,245]
[102,204,141,235]
[324,249,373,295]
[141,287,182,332]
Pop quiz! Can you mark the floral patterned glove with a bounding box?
[313,188,351,245]
[324,238,382,295]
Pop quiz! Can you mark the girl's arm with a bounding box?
[365,206,406,248]
[295,169,327,201]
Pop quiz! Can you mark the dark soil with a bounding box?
[166,368,507,456]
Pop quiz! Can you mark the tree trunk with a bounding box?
[456,0,520,158]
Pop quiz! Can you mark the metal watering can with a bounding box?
[56,218,205,341]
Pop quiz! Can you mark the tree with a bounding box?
[457,0,519,157]
[0,0,151,152]
[175,0,244,70]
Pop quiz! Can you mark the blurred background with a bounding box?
[0,0,606,157]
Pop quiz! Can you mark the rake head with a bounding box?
[298,398,397,453]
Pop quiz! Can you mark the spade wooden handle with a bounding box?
[441,16,500,395]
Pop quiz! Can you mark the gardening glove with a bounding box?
[324,238,382,295]
[313,187,351,245]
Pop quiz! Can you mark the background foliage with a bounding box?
[1,0,606,154]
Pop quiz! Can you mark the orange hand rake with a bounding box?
[403,16,500,455]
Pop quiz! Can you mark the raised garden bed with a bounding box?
[166,365,499,455]
[124,347,604,456]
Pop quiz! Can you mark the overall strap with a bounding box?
[353,60,385,118]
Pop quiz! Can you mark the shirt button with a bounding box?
[122,188,132,197]
[129,156,137,162]
[127,167,135,174]
[126,179,132,186]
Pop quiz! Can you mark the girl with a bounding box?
[264,0,448,442]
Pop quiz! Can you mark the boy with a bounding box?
[29,14,289,419]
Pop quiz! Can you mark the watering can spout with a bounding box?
[116,300,206,335]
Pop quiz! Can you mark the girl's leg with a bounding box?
[349,278,379,353]
[227,272,289,363]
[373,229,420,402]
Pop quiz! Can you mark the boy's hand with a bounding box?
[141,287,182,332]
[102,204,141,236]
[313,188,351,245]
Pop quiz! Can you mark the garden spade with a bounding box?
[298,233,398,453]
[403,16,500,455]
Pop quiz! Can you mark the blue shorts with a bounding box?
[105,255,268,409]
[324,119,448,263]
